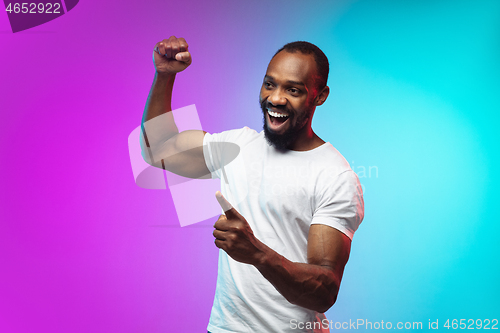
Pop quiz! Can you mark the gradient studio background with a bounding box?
[1,0,499,332]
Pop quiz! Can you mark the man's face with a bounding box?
[259,51,320,150]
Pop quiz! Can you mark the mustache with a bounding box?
[260,99,294,115]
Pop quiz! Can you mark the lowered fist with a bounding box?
[153,36,192,74]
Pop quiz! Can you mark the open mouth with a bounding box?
[267,109,290,129]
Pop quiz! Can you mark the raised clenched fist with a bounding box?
[153,36,192,74]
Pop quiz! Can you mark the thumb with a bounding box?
[215,191,240,219]
[175,51,191,63]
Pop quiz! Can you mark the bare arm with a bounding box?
[213,192,351,313]
[255,224,350,313]
[140,36,210,179]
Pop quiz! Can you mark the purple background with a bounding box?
[1,0,499,332]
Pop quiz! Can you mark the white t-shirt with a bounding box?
[203,127,364,333]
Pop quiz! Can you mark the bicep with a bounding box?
[156,130,212,179]
[307,224,351,279]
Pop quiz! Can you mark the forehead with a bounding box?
[265,51,318,87]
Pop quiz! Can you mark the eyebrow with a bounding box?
[264,75,305,87]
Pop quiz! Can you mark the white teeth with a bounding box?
[267,109,289,118]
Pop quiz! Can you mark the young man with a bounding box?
[141,36,364,333]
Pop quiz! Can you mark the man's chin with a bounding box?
[263,123,293,151]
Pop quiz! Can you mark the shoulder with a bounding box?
[310,145,363,211]
[309,143,353,180]
[204,126,260,146]
[311,152,364,239]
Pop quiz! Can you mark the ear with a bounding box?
[314,86,330,106]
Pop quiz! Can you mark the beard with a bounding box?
[260,98,311,151]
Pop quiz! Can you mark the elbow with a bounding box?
[141,148,163,169]
[289,281,339,313]
[312,274,340,313]
[315,293,337,313]
[139,138,154,166]
[140,148,154,166]
[313,272,340,313]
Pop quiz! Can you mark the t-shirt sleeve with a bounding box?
[311,170,364,239]
[203,127,256,180]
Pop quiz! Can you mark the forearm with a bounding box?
[141,72,179,163]
[213,194,347,312]
[254,246,340,313]
[143,72,176,123]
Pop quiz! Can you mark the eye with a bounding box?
[288,88,301,95]
[264,81,274,89]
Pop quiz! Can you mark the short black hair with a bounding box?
[273,41,329,90]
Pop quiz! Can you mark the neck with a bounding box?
[288,124,325,151]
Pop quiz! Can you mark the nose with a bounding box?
[267,88,286,107]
